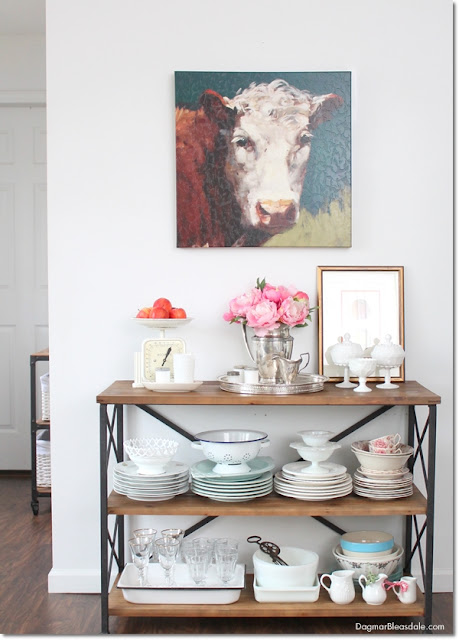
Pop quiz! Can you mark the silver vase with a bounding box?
[242,324,293,381]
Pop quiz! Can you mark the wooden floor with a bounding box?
[0,474,453,635]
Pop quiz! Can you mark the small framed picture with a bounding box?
[317,266,405,382]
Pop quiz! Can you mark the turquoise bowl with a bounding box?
[340,530,394,554]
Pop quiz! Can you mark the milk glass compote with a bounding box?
[155,537,180,586]
[348,357,377,393]
[372,335,405,389]
[290,442,341,474]
[128,537,152,586]
[330,334,364,388]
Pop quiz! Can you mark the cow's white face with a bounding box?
[224,110,313,234]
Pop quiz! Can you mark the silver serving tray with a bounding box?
[217,374,328,395]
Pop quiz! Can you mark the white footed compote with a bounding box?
[372,334,405,389]
[297,430,335,446]
[348,357,377,393]
[330,333,364,388]
[290,441,341,475]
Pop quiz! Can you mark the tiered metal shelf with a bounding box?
[97,380,440,634]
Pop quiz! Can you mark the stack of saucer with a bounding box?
[113,460,190,501]
[274,461,352,501]
[190,457,274,502]
[353,466,413,500]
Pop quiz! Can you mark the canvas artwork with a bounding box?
[175,71,351,248]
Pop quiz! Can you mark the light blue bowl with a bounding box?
[340,530,394,554]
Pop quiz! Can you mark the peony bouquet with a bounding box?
[223,277,314,337]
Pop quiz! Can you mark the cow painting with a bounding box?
[176,76,350,248]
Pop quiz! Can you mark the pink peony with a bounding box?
[294,290,310,302]
[278,297,310,327]
[262,283,297,304]
[245,300,281,336]
[225,288,263,321]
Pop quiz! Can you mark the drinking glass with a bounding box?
[182,542,212,586]
[214,539,239,584]
[161,528,184,561]
[128,537,152,586]
[133,528,157,561]
[155,537,180,586]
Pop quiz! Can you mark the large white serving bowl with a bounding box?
[253,547,319,588]
[340,530,394,555]
[123,438,179,475]
[191,429,270,475]
[333,544,403,578]
[351,441,414,471]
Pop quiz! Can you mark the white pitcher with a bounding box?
[320,570,355,604]
[359,573,388,605]
[393,576,417,604]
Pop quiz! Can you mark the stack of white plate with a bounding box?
[190,457,274,502]
[274,461,353,501]
[353,466,413,499]
[113,460,190,501]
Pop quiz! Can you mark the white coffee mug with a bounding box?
[173,353,195,383]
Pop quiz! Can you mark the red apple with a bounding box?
[149,306,169,319]
[170,307,187,319]
[153,298,172,313]
[136,307,151,318]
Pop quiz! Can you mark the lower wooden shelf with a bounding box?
[109,574,424,619]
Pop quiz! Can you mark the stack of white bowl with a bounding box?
[332,530,404,581]
[351,440,414,499]
[253,546,320,603]
[190,429,274,501]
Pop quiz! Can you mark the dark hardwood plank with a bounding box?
[0,476,452,635]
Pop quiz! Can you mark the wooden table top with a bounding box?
[97,380,440,406]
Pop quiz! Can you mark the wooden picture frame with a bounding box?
[317,266,405,382]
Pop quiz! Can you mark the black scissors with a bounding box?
[247,535,288,565]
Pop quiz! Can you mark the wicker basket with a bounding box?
[36,440,51,488]
[40,372,50,421]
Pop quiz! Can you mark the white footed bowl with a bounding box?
[124,437,179,475]
[297,430,335,446]
[253,547,319,588]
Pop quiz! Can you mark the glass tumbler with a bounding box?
[214,539,239,584]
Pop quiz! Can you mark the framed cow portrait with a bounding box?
[175,71,351,248]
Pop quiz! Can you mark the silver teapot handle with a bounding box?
[299,352,310,371]
[241,323,256,362]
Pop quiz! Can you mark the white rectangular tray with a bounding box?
[253,575,320,603]
[118,563,245,604]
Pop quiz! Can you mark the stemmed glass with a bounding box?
[128,537,152,586]
[161,528,184,561]
[133,528,157,561]
[155,537,180,586]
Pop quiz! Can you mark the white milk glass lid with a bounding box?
[371,334,405,366]
[330,333,364,365]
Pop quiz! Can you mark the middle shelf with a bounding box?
[107,485,426,516]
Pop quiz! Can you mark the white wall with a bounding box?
[45,0,453,592]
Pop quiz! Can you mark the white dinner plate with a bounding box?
[191,481,273,497]
[274,471,351,487]
[192,471,273,489]
[142,381,203,393]
[282,461,347,479]
[274,486,352,501]
[114,460,190,479]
